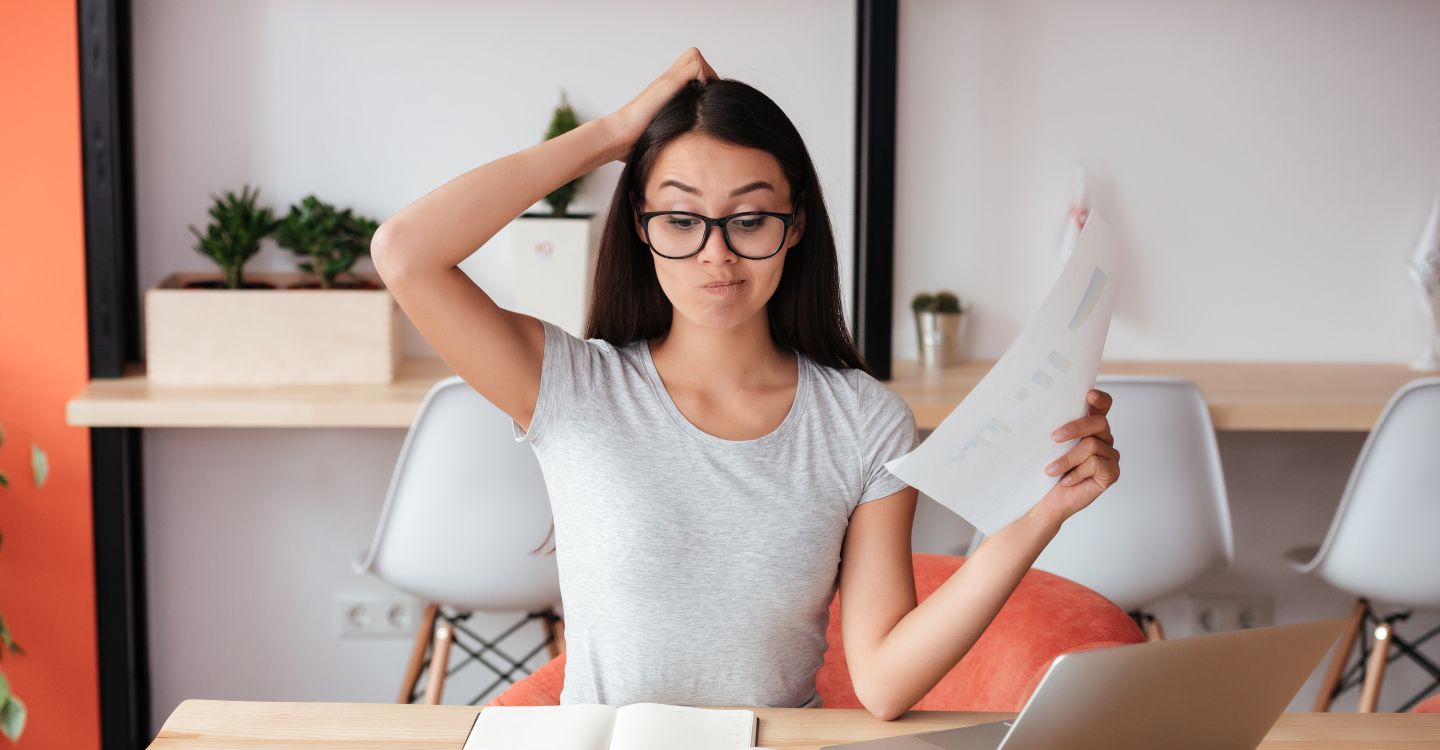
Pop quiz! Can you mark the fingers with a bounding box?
[675,48,718,85]
[1086,388,1113,416]
[1051,414,1114,445]
[1045,436,1119,477]
[1057,453,1121,488]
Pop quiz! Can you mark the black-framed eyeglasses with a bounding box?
[637,210,797,260]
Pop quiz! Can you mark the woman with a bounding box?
[371,48,1120,721]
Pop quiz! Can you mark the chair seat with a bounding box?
[489,553,1144,711]
[1414,693,1440,713]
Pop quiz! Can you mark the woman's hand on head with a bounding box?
[603,48,718,163]
[1033,388,1121,527]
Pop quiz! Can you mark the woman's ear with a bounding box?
[789,208,805,248]
[631,192,650,241]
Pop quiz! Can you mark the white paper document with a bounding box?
[885,212,1121,535]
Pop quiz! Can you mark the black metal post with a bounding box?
[853,0,899,380]
[78,0,150,747]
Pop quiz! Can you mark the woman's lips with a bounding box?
[702,279,745,298]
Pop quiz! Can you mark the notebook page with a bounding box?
[608,703,756,750]
[462,704,618,750]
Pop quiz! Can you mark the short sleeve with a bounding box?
[511,319,603,447]
[856,374,918,506]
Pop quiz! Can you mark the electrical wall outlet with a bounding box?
[337,595,420,638]
[1182,593,1274,634]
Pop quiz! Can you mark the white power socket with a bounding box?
[337,595,421,638]
[1182,593,1274,634]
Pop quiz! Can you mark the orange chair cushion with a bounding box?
[1415,693,1440,713]
[489,553,1144,711]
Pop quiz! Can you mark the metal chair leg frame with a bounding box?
[1321,602,1440,712]
[405,605,562,705]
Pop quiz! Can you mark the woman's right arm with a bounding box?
[371,48,717,433]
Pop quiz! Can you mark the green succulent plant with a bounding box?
[911,290,963,314]
[542,89,585,218]
[274,195,381,289]
[187,184,279,289]
[0,420,42,742]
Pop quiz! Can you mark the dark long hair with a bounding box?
[585,77,871,373]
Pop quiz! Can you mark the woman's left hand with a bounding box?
[1035,388,1121,525]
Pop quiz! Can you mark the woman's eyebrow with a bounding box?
[657,179,775,197]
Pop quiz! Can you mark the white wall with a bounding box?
[893,0,1440,363]
[131,0,855,731]
[899,0,1440,713]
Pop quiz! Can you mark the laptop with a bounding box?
[820,618,1347,750]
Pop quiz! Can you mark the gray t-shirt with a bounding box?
[511,319,917,708]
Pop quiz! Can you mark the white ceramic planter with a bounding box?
[144,271,400,385]
[509,213,600,338]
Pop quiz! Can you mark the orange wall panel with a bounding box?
[0,1,103,748]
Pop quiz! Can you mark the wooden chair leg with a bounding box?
[545,611,566,659]
[422,619,454,705]
[1143,616,1165,642]
[1358,621,1393,713]
[397,603,439,703]
[1314,598,1367,712]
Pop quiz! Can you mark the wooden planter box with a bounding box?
[145,271,400,386]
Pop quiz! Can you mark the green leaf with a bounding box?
[0,669,9,706]
[0,470,8,489]
[1,694,25,741]
[31,444,48,488]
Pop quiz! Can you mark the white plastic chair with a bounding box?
[1290,376,1440,713]
[354,375,562,705]
[970,376,1234,640]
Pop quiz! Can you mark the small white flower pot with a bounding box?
[509,213,601,338]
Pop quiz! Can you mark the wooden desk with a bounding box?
[148,699,1440,749]
[67,359,1428,431]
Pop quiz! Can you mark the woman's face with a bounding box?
[634,132,804,331]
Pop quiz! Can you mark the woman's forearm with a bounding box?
[864,506,1064,719]
[371,115,625,273]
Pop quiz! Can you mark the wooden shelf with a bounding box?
[66,359,454,428]
[889,359,1428,432]
[66,358,1431,431]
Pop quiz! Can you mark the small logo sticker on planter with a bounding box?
[534,240,555,263]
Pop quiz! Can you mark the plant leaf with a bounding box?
[31,444,48,489]
[0,471,8,489]
[1,694,25,741]
[0,669,9,706]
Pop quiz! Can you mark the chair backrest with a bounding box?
[485,553,1146,710]
[1027,376,1234,611]
[355,376,560,613]
[1299,377,1440,608]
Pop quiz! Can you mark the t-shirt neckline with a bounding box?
[639,337,810,450]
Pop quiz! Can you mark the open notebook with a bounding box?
[463,703,758,750]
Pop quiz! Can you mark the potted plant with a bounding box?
[0,420,42,742]
[184,184,279,289]
[912,290,968,369]
[274,195,382,290]
[145,188,399,386]
[509,88,601,337]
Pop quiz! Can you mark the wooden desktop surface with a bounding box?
[147,699,1440,749]
[68,359,1430,431]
